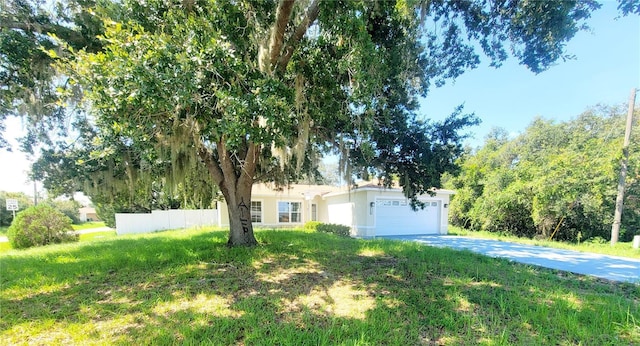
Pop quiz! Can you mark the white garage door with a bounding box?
[375,199,440,236]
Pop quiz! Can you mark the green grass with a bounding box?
[1,228,638,345]
[0,221,106,237]
[72,221,107,231]
[78,230,117,242]
[449,226,640,259]
[0,229,116,253]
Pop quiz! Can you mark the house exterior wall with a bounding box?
[215,184,452,237]
[321,189,370,237]
[79,207,100,222]
[323,187,452,237]
[216,186,333,228]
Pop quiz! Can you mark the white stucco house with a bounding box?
[79,206,100,222]
[216,182,453,238]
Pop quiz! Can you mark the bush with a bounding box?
[95,203,116,228]
[584,236,607,245]
[45,200,82,224]
[304,221,322,231]
[316,223,351,237]
[7,205,78,249]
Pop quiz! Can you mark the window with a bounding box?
[251,201,262,223]
[278,201,302,223]
[311,204,317,221]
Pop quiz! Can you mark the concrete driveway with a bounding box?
[382,235,640,284]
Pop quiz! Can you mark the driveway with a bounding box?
[382,235,640,284]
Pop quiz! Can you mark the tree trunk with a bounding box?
[198,133,260,247]
[223,182,258,247]
[200,140,259,247]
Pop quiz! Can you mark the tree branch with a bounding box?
[198,146,224,187]
[268,0,296,70]
[277,0,321,72]
[217,138,239,193]
[241,143,259,183]
[0,18,100,52]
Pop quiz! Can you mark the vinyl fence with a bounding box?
[115,209,219,235]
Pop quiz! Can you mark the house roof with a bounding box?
[251,182,454,200]
[252,183,342,199]
[322,180,455,198]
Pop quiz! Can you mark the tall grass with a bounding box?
[1,228,638,345]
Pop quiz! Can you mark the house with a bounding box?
[216,182,453,237]
[79,206,100,222]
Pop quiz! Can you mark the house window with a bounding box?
[251,201,262,223]
[311,204,317,221]
[278,201,302,223]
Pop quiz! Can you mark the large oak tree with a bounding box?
[3,0,617,245]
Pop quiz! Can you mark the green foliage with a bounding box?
[94,203,117,228]
[585,236,608,245]
[315,223,351,237]
[447,106,640,242]
[0,0,105,152]
[0,191,33,226]
[303,221,321,231]
[43,199,81,224]
[7,0,609,245]
[7,205,77,249]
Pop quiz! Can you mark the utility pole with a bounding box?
[33,180,38,206]
[611,88,636,245]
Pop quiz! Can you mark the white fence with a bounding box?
[115,209,219,235]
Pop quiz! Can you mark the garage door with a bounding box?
[375,199,440,236]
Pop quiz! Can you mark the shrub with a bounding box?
[44,200,82,224]
[316,223,351,237]
[95,203,116,228]
[7,205,78,249]
[584,236,607,245]
[304,221,322,231]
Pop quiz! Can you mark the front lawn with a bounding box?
[0,230,116,253]
[72,221,107,231]
[1,228,638,344]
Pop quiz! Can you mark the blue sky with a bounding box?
[420,1,639,147]
[0,1,638,195]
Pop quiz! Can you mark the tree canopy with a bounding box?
[445,105,640,242]
[2,0,621,245]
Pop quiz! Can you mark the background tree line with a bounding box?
[445,105,640,242]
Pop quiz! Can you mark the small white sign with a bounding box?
[6,199,19,211]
